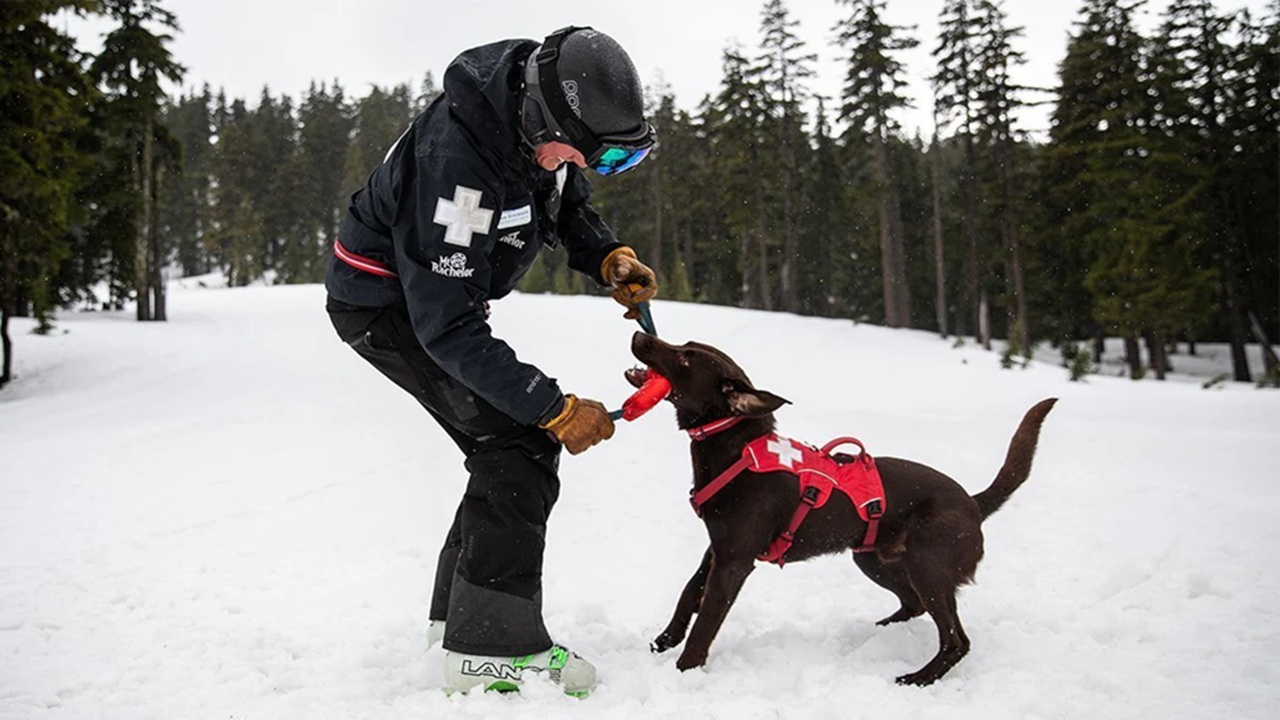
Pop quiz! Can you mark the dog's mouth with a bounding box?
[624,366,648,389]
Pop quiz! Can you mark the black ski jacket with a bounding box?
[325,39,624,426]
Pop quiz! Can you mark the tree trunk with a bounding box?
[781,194,798,313]
[135,118,154,321]
[1248,310,1279,380]
[754,166,772,311]
[1124,334,1143,380]
[152,164,167,322]
[1,219,12,387]
[779,116,798,314]
[1222,229,1251,382]
[930,137,948,337]
[995,135,1029,357]
[1145,331,1167,380]
[979,289,992,350]
[962,133,981,343]
[756,226,772,311]
[651,165,664,280]
[0,305,10,388]
[873,135,910,328]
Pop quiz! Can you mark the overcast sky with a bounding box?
[61,0,1271,139]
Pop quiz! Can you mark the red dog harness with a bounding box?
[688,419,885,566]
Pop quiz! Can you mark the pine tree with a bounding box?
[973,0,1032,357]
[753,0,816,313]
[798,98,860,317]
[91,0,183,319]
[207,96,263,286]
[415,70,441,114]
[245,89,298,281]
[0,0,96,387]
[1052,0,1216,380]
[931,0,984,340]
[91,0,184,321]
[1150,0,1242,378]
[292,82,353,283]
[833,0,918,328]
[342,83,413,206]
[705,44,772,309]
[159,87,214,277]
[1221,2,1280,379]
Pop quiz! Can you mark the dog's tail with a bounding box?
[972,398,1057,520]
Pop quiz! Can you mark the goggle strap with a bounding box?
[534,26,601,159]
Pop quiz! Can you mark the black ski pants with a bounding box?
[327,297,560,656]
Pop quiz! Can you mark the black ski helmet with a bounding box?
[523,26,655,170]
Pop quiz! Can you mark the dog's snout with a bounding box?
[631,330,660,359]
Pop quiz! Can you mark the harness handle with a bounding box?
[820,437,870,461]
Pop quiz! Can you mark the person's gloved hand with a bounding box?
[601,247,658,320]
[539,394,616,455]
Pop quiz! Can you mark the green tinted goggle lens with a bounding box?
[592,145,651,176]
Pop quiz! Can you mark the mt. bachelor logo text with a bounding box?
[431,252,475,278]
[498,231,525,249]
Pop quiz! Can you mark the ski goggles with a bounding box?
[585,126,656,176]
[526,26,657,177]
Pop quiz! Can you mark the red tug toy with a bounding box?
[612,367,671,422]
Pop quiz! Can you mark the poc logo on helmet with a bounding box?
[561,80,582,118]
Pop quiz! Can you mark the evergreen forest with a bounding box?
[3,0,1278,389]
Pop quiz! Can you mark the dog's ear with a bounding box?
[723,381,790,417]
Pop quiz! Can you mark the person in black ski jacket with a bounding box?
[324,26,657,697]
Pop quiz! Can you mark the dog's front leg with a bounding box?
[675,552,754,670]
[652,547,713,654]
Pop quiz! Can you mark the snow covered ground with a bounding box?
[2,282,1278,719]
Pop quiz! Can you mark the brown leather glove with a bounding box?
[601,247,658,320]
[539,394,616,455]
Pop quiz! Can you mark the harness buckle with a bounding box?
[801,486,821,506]
[864,499,884,518]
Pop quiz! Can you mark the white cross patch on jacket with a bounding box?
[434,186,493,247]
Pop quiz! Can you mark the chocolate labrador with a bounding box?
[627,332,1056,685]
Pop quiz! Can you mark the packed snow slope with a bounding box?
[2,281,1278,719]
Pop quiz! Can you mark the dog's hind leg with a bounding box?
[652,547,712,653]
[854,552,924,626]
[895,555,972,686]
[674,551,755,671]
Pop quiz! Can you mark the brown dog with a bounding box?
[627,332,1056,685]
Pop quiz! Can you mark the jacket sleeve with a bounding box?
[556,164,625,285]
[392,154,564,426]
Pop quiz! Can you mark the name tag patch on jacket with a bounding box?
[434,186,493,247]
[497,204,532,229]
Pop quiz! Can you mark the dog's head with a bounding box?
[626,332,789,427]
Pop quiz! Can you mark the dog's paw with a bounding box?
[875,606,922,626]
[895,670,939,687]
[675,651,707,671]
[650,632,680,654]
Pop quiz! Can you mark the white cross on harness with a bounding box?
[433,185,493,247]
[767,437,804,469]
